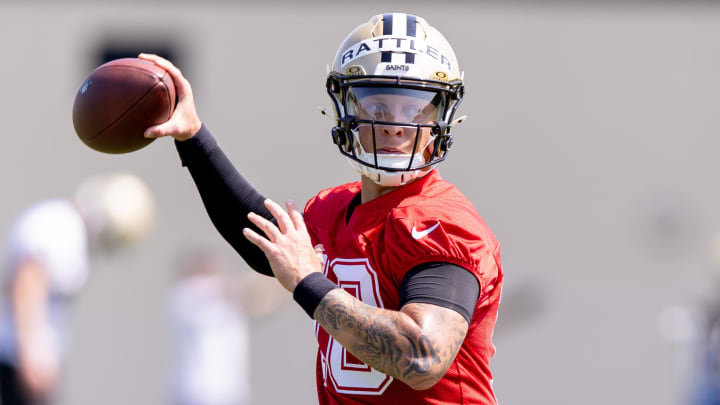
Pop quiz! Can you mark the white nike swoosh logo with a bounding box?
[411,222,441,240]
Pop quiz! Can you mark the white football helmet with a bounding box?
[74,173,155,250]
[326,13,465,187]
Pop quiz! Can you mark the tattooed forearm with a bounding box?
[314,289,468,390]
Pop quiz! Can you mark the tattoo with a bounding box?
[400,333,440,377]
[314,290,468,388]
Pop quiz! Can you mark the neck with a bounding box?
[360,176,397,203]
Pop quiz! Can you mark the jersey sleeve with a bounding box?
[303,183,360,248]
[381,207,500,306]
[303,194,321,247]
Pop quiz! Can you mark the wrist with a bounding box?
[174,124,217,166]
[292,272,338,318]
[176,119,202,141]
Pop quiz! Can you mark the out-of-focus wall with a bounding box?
[1,2,719,404]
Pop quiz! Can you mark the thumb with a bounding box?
[144,120,177,138]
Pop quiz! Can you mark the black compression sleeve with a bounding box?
[399,262,480,323]
[175,124,274,276]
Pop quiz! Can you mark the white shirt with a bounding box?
[0,199,89,365]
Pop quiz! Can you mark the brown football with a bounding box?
[72,58,175,154]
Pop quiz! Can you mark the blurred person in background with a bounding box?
[141,12,503,404]
[0,173,155,405]
[691,306,720,405]
[168,249,288,405]
[688,234,720,405]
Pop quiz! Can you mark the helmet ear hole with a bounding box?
[331,127,346,146]
[332,127,352,151]
[434,135,455,158]
[438,135,454,153]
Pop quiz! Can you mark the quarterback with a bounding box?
[142,13,503,405]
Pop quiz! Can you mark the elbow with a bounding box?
[397,360,447,391]
[402,374,443,391]
[393,337,451,390]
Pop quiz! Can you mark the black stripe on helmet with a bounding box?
[406,14,417,37]
[383,13,393,35]
[381,52,392,63]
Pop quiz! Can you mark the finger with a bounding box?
[137,53,164,64]
[138,53,182,79]
[264,199,293,233]
[247,212,282,242]
[242,228,275,255]
[138,53,192,100]
[286,200,307,232]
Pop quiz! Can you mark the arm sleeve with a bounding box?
[399,262,480,324]
[174,124,274,276]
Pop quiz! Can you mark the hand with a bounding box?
[18,349,58,401]
[243,199,321,292]
[138,53,202,141]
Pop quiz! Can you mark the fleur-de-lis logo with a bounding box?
[80,79,93,94]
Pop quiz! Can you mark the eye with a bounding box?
[366,103,390,121]
[403,105,425,122]
[406,104,438,123]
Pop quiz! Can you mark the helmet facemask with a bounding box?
[327,74,463,187]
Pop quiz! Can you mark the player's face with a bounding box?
[347,88,444,158]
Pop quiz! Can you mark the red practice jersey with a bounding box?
[304,170,503,405]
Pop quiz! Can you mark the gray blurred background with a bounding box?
[1,1,720,404]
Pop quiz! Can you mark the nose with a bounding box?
[381,125,404,137]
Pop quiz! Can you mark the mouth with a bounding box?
[376,148,405,154]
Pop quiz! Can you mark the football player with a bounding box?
[0,174,154,405]
[141,12,503,404]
